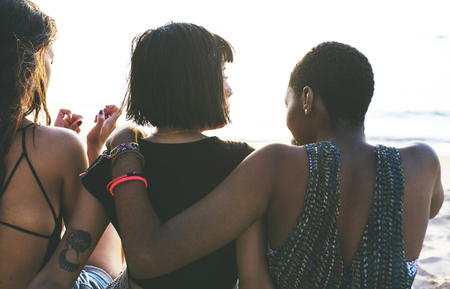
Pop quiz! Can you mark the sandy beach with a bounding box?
[412,153,450,288]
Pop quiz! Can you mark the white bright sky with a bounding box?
[33,0,450,144]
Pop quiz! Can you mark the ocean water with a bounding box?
[35,0,450,155]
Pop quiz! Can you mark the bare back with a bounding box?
[0,124,87,289]
[267,141,443,269]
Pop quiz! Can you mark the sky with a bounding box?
[32,0,450,146]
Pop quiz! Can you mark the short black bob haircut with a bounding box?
[123,22,234,130]
[289,41,375,128]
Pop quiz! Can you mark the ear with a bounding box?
[302,86,314,116]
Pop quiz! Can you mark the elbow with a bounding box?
[124,247,167,279]
[429,190,444,219]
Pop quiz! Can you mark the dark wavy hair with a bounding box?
[289,41,374,128]
[123,22,234,130]
[0,0,57,186]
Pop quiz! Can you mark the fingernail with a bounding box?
[77,120,82,126]
[99,110,104,114]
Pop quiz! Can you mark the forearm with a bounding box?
[236,218,275,289]
[28,189,111,289]
[111,156,162,277]
[26,275,66,289]
[87,142,103,164]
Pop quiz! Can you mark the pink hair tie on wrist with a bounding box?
[107,171,148,196]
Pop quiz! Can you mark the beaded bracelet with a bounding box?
[110,150,145,170]
[106,172,148,196]
[109,142,140,159]
[79,150,109,178]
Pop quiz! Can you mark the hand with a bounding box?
[54,109,83,134]
[106,124,147,151]
[87,105,122,150]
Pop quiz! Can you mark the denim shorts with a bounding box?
[72,265,113,289]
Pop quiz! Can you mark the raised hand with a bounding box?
[53,108,83,134]
[86,105,122,163]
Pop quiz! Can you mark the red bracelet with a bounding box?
[106,172,148,196]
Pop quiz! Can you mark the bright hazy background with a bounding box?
[34,0,450,150]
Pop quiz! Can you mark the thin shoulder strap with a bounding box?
[0,153,25,198]
[0,220,51,239]
[20,126,58,222]
[0,124,35,198]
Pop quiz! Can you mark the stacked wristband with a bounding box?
[110,142,140,158]
[109,142,144,169]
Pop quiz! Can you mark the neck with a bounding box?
[147,127,207,143]
[316,123,368,149]
[19,118,33,129]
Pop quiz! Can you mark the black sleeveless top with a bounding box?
[82,137,254,289]
[0,123,62,270]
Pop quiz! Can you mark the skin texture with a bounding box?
[0,122,87,288]
[3,114,123,289]
[104,84,443,282]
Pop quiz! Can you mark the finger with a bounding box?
[54,109,72,127]
[72,114,84,122]
[95,109,106,129]
[69,119,83,131]
[57,108,72,119]
[104,105,121,118]
[106,109,121,123]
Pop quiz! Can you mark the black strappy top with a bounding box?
[0,123,62,270]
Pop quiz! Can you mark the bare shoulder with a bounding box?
[398,141,443,218]
[33,126,85,152]
[248,143,308,169]
[31,125,87,170]
[397,141,440,170]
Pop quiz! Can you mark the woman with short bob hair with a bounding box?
[126,22,233,131]
[29,22,273,289]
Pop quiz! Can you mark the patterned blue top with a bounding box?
[267,141,416,288]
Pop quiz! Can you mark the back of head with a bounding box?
[0,0,57,185]
[124,22,234,130]
[289,41,374,128]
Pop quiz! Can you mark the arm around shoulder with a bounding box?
[111,142,287,278]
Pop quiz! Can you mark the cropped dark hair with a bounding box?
[123,22,233,130]
[289,41,374,128]
[0,0,57,186]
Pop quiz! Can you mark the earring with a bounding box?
[305,109,308,115]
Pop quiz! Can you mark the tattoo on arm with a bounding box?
[58,228,92,273]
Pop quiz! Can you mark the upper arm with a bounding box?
[429,155,444,219]
[236,217,275,289]
[400,142,444,219]
[57,129,89,224]
[26,186,110,289]
[112,143,287,277]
